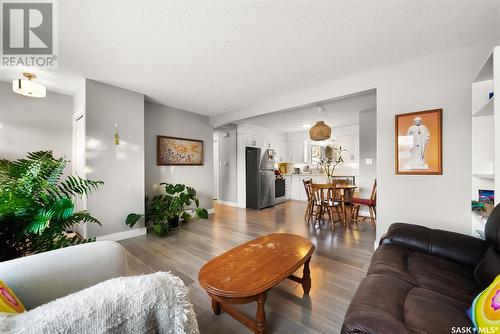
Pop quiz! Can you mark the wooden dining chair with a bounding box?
[331,179,349,224]
[310,184,342,230]
[350,180,377,228]
[302,179,314,222]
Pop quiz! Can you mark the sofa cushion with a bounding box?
[403,287,472,334]
[368,244,479,303]
[341,274,413,334]
[341,274,473,334]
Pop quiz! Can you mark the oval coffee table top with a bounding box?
[198,233,314,298]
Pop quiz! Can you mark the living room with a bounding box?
[0,1,499,334]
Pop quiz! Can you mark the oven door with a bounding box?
[274,178,286,204]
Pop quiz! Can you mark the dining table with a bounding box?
[313,183,357,224]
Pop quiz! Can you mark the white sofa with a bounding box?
[0,241,199,334]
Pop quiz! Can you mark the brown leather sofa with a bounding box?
[342,204,500,334]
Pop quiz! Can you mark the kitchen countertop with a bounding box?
[282,173,358,177]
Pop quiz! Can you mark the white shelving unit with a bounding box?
[471,46,498,238]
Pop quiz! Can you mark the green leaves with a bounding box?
[125,183,209,237]
[196,208,209,219]
[125,213,143,228]
[0,151,103,261]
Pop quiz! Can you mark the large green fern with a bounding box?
[0,151,103,261]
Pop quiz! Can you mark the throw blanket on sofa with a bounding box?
[0,272,199,334]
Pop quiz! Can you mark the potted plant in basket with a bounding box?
[125,183,208,237]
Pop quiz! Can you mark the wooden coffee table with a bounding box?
[198,233,315,334]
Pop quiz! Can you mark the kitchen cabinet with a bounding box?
[284,175,291,199]
[289,140,307,163]
[335,135,359,162]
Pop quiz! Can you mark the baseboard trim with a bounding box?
[216,200,239,207]
[96,227,147,242]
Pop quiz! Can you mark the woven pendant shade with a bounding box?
[309,121,331,141]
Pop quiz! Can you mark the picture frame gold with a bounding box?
[157,135,204,166]
[395,109,442,175]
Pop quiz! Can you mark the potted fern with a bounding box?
[126,183,208,237]
[0,151,103,261]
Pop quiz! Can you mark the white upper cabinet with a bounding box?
[289,139,307,163]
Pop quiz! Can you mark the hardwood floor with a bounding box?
[119,200,376,334]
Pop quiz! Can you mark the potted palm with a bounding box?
[126,183,208,237]
[0,151,103,261]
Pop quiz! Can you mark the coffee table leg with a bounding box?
[255,292,267,334]
[302,258,312,294]
[211,298,221,315]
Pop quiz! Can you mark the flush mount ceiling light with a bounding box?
[12,72,46,98]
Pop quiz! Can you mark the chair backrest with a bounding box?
[311,183,336,205]
[302,179,313,201]
[333,179,349,186]
[370,179,377,203]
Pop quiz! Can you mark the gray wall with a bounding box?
[145,101,214,210]
[0,82,72,165]
[359,109,377,199]
[85,80,145,237]
[214,125,237,203]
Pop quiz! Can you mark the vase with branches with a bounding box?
[318,145,346,182]
[0,151,103,261]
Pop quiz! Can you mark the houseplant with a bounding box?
[0,151,103,261]
[126,183,208,237]
[319,145,346,182]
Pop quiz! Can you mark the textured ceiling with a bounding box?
[237,90,376,133]
[1,1,498,115]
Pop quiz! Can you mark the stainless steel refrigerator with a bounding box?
[246,147,275,209]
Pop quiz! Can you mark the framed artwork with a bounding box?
[157,135,204,166]
[395,109,442,175]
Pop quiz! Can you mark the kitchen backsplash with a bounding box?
[276,162,359,175]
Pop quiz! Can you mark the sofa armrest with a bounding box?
[380,223,487,267]
[0,241,127,310]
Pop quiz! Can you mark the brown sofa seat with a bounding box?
[368,244,479,303]
[342,204,500,334]
[343,274,472,334]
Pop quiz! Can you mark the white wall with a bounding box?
[359,109,377,199]
[0,82,72,164]
[211,41,500,241]
[85,80,145,238]
[214,125,237,204]
[144,102,214,210]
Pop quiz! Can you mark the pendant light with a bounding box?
[12,72,46,98]
[309,106,331,141]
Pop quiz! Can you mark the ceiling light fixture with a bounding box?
[309,121,331,141]
[12,72,46,98]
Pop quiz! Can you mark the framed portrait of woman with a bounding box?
[395,109,442,175]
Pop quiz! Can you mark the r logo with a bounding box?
[2,2,53,54]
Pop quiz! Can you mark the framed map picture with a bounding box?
[395,109,442,175]
[157,136,204,166]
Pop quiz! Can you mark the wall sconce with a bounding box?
[114,123,120,145]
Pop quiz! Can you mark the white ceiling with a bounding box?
[237,90,376,133]
[1,1,498,116]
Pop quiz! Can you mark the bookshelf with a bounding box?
[471,47,498,238]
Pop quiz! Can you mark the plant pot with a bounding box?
[168,216,180,230]
[153,223,169,237]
